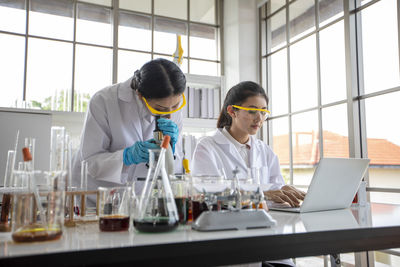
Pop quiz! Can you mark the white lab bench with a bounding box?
[0,203,400,266]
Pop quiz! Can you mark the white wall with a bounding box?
[223,0,259,90]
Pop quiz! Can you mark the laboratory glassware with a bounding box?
[134,135,179,233]
[99,186,131,232]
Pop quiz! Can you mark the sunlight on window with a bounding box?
[319,20,346,104]
[117,50,151,83]
[270,49,288,115]
[190,60,219,76]
[289,0,315,42]
[361,0,400,94]
[74,44,112,112]
[76,3,112,46]
[290,35,318,112]
[0,33,25,107]
[26,38,73,111]
[0,3,26,34]
[118,12,152,52]
[29,11,73,40]
[190,24,217,60]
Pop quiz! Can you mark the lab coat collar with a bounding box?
[118,77,153,124]
[117,77,134,102]
[214,129,261,169]
[213,129,248,171]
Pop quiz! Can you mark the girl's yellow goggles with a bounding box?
[142,93,186,115]
[232,105,271,119]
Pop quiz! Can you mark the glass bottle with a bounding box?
[134,136,179,232]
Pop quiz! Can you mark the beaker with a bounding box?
[169,175,190,224]
[0,150,16,232]
[191,175,230,221]
[99,186,131,232]
[11,170,65,243]
[134,148,179,233]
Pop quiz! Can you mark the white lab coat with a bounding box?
[71,77,183,197]
[192,128,285,190]
[192,129,294,267]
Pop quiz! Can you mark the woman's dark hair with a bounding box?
[131,58,186,99]
[217,81,269,128]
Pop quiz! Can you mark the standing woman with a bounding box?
[72,58,186,197]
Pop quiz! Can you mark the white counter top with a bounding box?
[1,203,400,266]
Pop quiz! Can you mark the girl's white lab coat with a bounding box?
[192,129,294,267]
[192,128,285,190]
[71,77,183,194]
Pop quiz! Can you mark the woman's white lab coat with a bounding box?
[71,77,183,194]
[192,129,294,267]
[192,128,285,190]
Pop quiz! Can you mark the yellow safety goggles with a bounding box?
[232,105,271,120]
[142,93,186,115]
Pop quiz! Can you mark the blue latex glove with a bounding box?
[157,118,179,153]
[123,139,159,166]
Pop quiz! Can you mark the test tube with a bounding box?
[24,138,35,170]
[64,134,73,191]
[80,160,88,190]
[50,127,65,171]
[3,150,15,188]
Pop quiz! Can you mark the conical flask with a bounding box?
[134,135,179,233]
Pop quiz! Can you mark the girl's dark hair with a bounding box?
[217,81,268,128]
[131,58,186,99]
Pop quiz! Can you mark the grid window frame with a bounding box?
[0,0,221,112]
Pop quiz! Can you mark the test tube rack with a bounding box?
[64,190,99,227]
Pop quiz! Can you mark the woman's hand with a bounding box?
[265,185,306,207]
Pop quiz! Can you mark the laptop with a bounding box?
[269,158,370,213]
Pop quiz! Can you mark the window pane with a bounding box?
[26,38,73,111]
[270,49,288,115]
[29,0,73,41]
[319,0,343,27]
[361,0,400,94]
[117,50,151,83]
[0,0,26,34]
[320,21,346,104]
[261,20,266,56]
[190,24,217,60]
[271,117,290,184]
[261,57,267,90]
[190,59,218,76]
[79,0,111,7]
[268,0,286,15]
[119,0,151,14]
[364,92,400,193]
[118,11,151,51]
[269,9,286,52]
[370,192,400,205]
[76,3,112,46]
[290,35,318,112]
[74,44,112,112]
[0,33,25,107]
[154,0,187,20]
[289,0,315,42]
[292,110,319,186]
[154,54,188,74]
[154,17,188,56]
[322,104,348,158]
[190,0,215,25]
